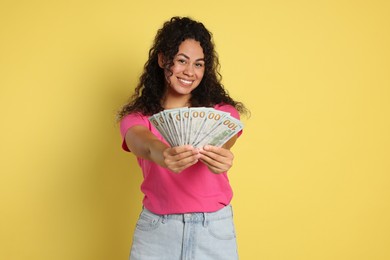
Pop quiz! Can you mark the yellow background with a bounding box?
[1,0,389,259]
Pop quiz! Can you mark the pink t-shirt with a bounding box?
[120,104,242,214]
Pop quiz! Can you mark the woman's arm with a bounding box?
[124,125,200,173]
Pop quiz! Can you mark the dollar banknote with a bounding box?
[149,107,243,148]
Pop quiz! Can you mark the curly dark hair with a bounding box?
[117,16,248,120]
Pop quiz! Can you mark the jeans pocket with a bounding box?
[135,210,162,231]
[207,217,236,240]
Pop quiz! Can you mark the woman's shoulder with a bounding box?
[121,111,149,120]
[213,103,240,119]
[120,111,151,133]
[214,103,235,109]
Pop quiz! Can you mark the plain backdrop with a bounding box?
[1,0,389,259]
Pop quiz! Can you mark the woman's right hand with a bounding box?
[125,126,200,173]
[163,145,200,173]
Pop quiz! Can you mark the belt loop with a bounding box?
[162,215,167,224]
[203,213,208,228]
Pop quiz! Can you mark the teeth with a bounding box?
[179,78,193,84]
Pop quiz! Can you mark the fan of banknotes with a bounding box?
[149,107,244,148]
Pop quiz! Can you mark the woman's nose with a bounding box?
[183,64,194,76]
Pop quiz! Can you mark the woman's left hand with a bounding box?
[199,145,234,174]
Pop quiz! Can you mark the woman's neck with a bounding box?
[162,93,191,109]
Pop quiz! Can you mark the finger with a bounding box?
[199,158,226,174]
[179,157,200,171]
[199,154,227,170]
[165,146,198,160]
[172,150,200,162]
[165,150,200,167]
[199,147,233,165]
[200,146,233,161]
[170,145,196,155]
[202,145,231,157]
[169,155,200,173]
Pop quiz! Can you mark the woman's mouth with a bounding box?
[178,78,194,86]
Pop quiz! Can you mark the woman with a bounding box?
[118,16,248,260]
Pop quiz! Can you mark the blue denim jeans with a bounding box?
[129,205,239,260]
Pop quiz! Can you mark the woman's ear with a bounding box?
[158,53,165,68]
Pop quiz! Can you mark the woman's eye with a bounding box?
[195,63,204,68]
[177,59,186,64]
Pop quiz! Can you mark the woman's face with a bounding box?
[161,39,205,99]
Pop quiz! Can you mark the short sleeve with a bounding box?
[120,112,150,152]
[214,103,243,137]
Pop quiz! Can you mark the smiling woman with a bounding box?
[117,16,248,259]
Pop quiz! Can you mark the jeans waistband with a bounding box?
[143,205,233,223]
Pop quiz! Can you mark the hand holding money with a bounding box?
[149,107,244,148]
[163,145,201,173]
[199,145,234,174]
